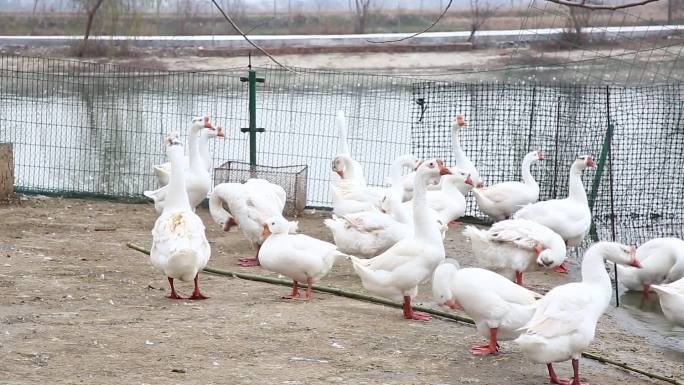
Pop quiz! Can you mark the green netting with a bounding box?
[1,53,682,247]
[411,81,683,246]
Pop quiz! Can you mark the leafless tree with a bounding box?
[566,5,592,43]
[543,0,659,10]
[467,0,501,43]
[76,0,105,57]
[354,0,372,34]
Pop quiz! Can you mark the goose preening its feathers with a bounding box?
[513,155,597,274]
[259,216,347,301]
[515,242,641,385]
[463,219,566,286]
[349,159,451,321]
[433,259,542,356]
[474,150,544,221]
[617,237,684,298]
[144,117,216,214]
[209,179,289,266]
[150,134,211,300]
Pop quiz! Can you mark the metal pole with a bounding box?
[606,86,619,307]
[248,68,257,167]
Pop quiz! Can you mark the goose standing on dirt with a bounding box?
[153,126,225,187]
[474,150,544,221]
[513,155,597,273]
[515,242,641,385]
[349,159,451,321]
[150,134,211,300]
[463,219,566,286]
[651,277,684,327]
[433,259,542,356]
[145,116,216,214]
[209,179,289,267]
[617,237,684,298]
[259,216,347,301]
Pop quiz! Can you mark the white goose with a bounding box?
[433,259,542,356]
[617,237,684,298]
[515,242,640,385]
[513,155,597,273]
[474,150,544,221]
[463,219,566,286]
[400,115,481,200]
[325,155,422,257]
[349,159,451,321]
[209,179,289,266]
[153,126,225,187]
[144,117,215,214]
[402,169,472,226]
[150,134,211,300]
[651,277,684,327]
[259,216,347,301]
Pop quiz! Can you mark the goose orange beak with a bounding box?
[465,175,473,186]
[216,127,225,137]
[262,224,271,238]
[538,151,545,160]
[203,116,215,129]
[628,245,640,267]
[436,160,451,175]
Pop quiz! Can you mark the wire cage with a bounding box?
[213,161,308,215]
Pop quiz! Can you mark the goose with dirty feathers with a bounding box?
[617,237,684,298]
[150,134,211,300]
[349,159,451,321]
[515,242,641,385]
[433,259,542,356]
[259,216,347,301]
[463,219,566,286]
[144,117,216,214]
[513,155,597,274]
[474,150,544,221]
[208,179,290,267]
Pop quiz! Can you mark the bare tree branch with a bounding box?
[543,0,661,10]
[210,0,298,73]
[367,0,454,43]
[468,0,502,43]
[77,0,105,57]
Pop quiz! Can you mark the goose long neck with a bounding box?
[165,145,191,212]
[187,125,202,171]
[198,133,212,171]
[451,126,468,165]
[568,163,588,204]
[208,187,230,226]
[581,247,612,292]
[412,173,439,241]
[521,155,538,190]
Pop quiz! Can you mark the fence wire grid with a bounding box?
[412,81,683,246]
[0,54,682,247]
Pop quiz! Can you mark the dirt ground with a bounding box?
[0,196,681,385]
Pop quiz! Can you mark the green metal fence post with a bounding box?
[240,57,265,167]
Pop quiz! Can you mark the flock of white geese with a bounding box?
[144,114,683,385]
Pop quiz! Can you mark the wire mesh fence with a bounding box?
[0,53,682,247]
[411,81,683,246]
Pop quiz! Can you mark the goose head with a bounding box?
[396,154,420,170]
[262,216,298,238]
[455,114,467,129]
[527,150,545,162]
[443,169,473,191]
[535,244,560,268]
[432,259,461,308]
[191,116,216,135]
[415,159,452,186]
[200,126,225,140]
[164,133,183,153]
[594,242,640,267]
[331,154,359,179]
[574,154,598,170]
